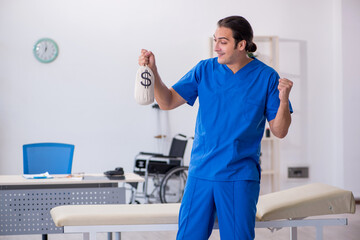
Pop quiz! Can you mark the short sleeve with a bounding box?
[265,72,293,122]
[172,64,200,106]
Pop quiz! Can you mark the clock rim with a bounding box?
[33,38,59,63]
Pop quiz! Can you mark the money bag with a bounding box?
[134,65,154,105]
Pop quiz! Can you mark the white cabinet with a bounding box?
[252,36,281,194]
[260,136,279,194]
[255,36,281,194]
[253,36,279,71]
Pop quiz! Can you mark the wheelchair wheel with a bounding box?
[159,166,188,203]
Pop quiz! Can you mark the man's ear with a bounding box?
[237,40,247,51]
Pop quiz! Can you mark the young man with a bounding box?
[139,16,293,240]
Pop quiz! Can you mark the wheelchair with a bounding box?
[129,134,190,204]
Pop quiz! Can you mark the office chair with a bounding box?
[23,142,74,240]
[23,142,75,174]
[131,134,189,203]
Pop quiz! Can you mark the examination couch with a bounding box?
[50,183,355,240]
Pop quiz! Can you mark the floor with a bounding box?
[1,205,359,240]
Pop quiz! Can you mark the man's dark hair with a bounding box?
[217,16,257,52]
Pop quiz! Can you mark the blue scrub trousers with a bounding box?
[176,176,260,240]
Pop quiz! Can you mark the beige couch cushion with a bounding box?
[256,183,355,221]
[51,203,180,227]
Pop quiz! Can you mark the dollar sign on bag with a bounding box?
[141,69,152,88]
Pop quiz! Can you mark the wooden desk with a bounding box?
[0,173,143,236]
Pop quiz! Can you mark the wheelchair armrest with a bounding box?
[139,152,164,157]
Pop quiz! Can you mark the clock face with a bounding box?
[33,38,59,63]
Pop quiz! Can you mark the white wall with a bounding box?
[0,0,358,196]
[342,0,360,198]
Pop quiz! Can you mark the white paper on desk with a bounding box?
[23,172,53,179]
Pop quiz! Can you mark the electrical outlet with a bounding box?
[288,167,309,178]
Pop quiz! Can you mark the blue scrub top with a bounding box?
[173,57,293,181]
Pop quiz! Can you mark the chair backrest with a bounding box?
[168,134,188,158]
[23,143,75,174]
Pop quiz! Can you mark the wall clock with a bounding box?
[33,38,59,63]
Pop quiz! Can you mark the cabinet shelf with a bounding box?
[261,169,276,175]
